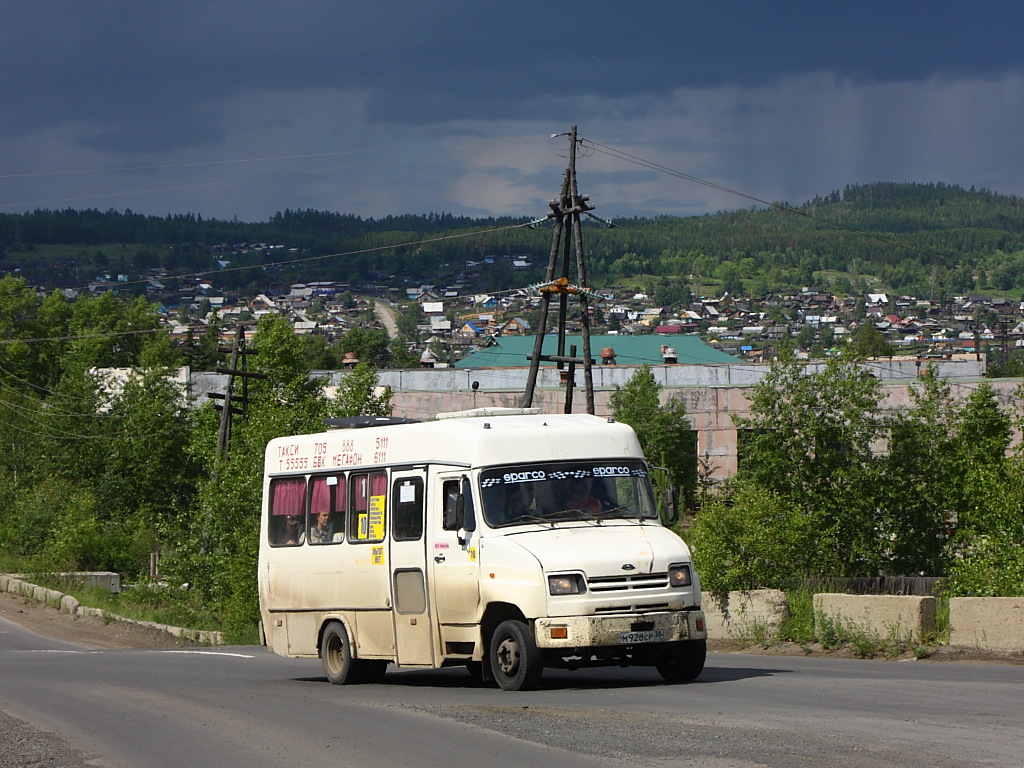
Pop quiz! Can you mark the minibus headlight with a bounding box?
[548,574,584,595]
[668,564,692,587]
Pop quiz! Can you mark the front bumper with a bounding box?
[534,609,707,649]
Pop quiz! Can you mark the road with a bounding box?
[1,617,1022,768]
[374,300,400,337]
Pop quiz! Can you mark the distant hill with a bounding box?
[3,182,1023,299]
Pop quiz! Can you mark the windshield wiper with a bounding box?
[594,505,648,521]
[547,508,603,523]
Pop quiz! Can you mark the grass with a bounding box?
[2,558,260,644]
[768,586,951,658]
[35,575,224,632]
[778,587,816,644]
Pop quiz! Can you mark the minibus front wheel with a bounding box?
[655,639,706,683]
[489,619,543,691]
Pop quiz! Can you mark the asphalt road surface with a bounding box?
[1,615,1022,768]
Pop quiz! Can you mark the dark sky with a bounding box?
[3,1,1022,221]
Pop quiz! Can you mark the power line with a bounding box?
[583,139,971,267]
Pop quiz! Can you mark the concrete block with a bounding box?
[703,589,790,640]
[10,578,30,597]
[949,597,1024,652]
[58,571,121,593]
[32,585,63,607]
[60,595,80,615]
[814,594,935,642]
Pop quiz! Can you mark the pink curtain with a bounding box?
[310,476,347,514]
[370,472,387,497]
[353,475,368,511]
[272,478,305,516]
[310,477,330,516]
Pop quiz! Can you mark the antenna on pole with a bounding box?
[521,126,597,414]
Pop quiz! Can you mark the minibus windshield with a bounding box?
[480,460,659,528]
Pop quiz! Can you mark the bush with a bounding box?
[690,483,813,591]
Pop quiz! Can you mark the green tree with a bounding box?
[691,483,814,591]
[341,327,391,368]
[848,321,894,358]
[730,355,887,576]
[796,324,816,350]
[609,366,697,512]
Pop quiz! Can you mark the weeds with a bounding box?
[778,587,815,644]
[731,618,776,648]
[35,576,223,632]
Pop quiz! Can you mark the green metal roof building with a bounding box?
[454,334,739,368]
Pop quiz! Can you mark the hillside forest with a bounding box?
[4,182,1024,303]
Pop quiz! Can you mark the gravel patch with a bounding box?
[0,709,97,768]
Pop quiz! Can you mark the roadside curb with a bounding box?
[0,574,223,646]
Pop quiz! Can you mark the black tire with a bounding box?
[656,639,706,683]
[320,622,358,685]
[489,619,543,691]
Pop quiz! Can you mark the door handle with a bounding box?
[434,554,446,563]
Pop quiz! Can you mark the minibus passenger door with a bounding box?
[389,469,434,667]
[431,475,481,627]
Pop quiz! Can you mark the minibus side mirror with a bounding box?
[443,493,462,530]
[664,485,679,524]
[460,477,477,533]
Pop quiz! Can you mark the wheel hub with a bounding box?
[496,637,520,675]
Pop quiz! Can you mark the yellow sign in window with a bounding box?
[368,495,386,540]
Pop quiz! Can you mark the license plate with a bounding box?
[618,629,664,644]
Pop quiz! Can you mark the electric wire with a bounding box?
[583,139,975,267]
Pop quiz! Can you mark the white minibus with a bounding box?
[258,407,707,690]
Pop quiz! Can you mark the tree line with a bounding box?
[5,182,1024,299]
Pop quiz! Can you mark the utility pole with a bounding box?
[521,126,598,414]
[209,325,266,463]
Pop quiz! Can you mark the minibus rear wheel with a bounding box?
[321,622,358,685]
[489,619,543,691]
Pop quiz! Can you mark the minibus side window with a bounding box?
[308,474,346,545]
[269,477,306,546]
[392,477,423,541]
[442,480,460,531]
[349,471,387,543]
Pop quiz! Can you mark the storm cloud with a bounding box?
[3,1,1022,221]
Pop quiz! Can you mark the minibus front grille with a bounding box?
[593,602,671,614]
[587,572,668,592]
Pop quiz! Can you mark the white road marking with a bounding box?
[154,650,255,658]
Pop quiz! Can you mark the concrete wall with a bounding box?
[382,373,1018,483]
[188,356,1003,484]
[814,594,937,643]
[949,597,1024,651]
[703,589,790,640]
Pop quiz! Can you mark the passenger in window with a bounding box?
[282,515,304,545]
[501,482,536,523]
[309,509,334,544]
[566,476,601,513]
